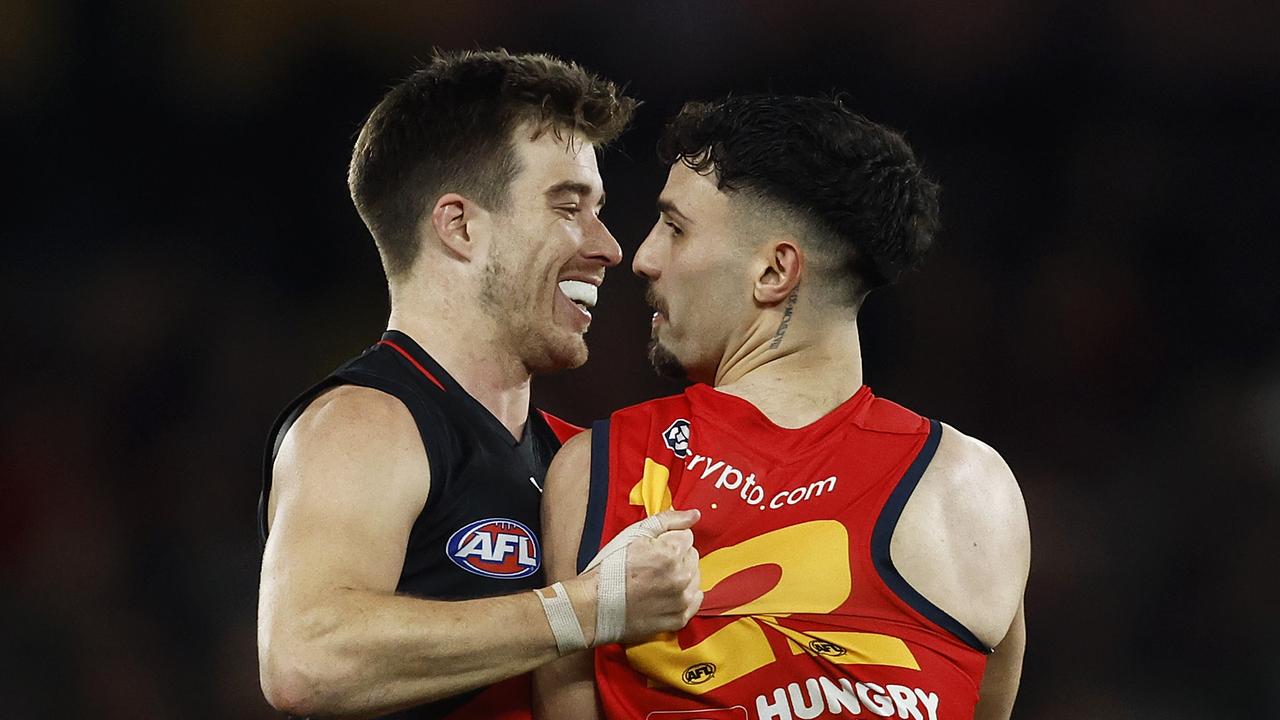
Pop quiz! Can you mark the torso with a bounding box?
[260,330,580,719]
[580,384,990,720]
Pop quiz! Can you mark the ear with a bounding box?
[753,239,803,305]
[428,193,486,261]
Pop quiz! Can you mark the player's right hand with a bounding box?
[618,508,703,642]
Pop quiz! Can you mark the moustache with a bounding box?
[645,285,669,316]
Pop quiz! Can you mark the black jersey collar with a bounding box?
[378,330,547,448]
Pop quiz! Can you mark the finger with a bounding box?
[681,589,705,625]
[685,556,702,589]
[653,508,701,532]
[657,528,695,554]
[684,547,701,573]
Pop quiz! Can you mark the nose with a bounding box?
[584,214,623,268]
[632,223,661,282]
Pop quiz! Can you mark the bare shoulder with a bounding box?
[547,428,593,479]
[890,423,1030,649]
[268,384,429,532]
[287,384,420,453]
[927,424,1026,534]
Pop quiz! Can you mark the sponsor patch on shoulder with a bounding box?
[445,518,540,579]
[662,418,692,458]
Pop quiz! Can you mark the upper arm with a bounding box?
[540,429,594,583]
[262,385,430,609]
[975,601,1025,720]
[890,424,1030,648]
[533,429,601,720]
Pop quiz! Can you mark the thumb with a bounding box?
[652,508,701,532]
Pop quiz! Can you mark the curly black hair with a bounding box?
[350,49,637,279]
[658,94,939,297]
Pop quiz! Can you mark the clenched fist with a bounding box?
[569,508,704,647]
[617,509,703,642]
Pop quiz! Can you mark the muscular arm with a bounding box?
[258,386,594,718]
[891,423,1030,718]
[532,430,602,720]
[975,602,1025,720]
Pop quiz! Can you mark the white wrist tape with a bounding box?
[534,581,587,656]
[584,514,666,646]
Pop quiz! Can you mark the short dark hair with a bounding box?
[658,94,939,298]
[349,49,637,278]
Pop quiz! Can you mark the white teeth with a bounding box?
[558,280,598,309]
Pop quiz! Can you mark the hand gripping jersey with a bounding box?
[577,384,990,720]
[260,330,582,720]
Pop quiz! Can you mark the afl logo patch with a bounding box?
[662,418,691,458]
[682,662,716,684]
[446,518,540,579]
[809,639,847,656]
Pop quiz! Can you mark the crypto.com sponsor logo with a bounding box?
[662,418,692,458]
[682,453,837,511]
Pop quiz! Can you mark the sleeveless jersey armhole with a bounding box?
[539,409,585,444]
[576,418,612,573]
[870,419,994,654]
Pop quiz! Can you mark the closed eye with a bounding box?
[664,219,683,236]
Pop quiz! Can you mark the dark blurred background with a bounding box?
[3,1,1279,717]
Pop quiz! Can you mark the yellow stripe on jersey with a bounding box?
[699,520,850,615]
[763,619,921,670]
[624,519,920,694]
[626,618,775,695]
[629,458,674,515]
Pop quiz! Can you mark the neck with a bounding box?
[712,316,864,429]
[388,287,532,440]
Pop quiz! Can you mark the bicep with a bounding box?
[540,429,594,582]
[533,430,600,720]
[262,387,430,602]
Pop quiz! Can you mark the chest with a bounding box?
[399,426,554,598]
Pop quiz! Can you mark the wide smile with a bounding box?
[555,279,598,330]
[558,279,598,311]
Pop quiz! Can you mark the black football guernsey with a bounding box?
[260,329,581,719]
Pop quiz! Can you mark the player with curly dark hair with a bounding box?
[536,95,1029,720]
[258,50,703,719]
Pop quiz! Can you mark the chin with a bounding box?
[647,339,688,381]
[527,334,589,375]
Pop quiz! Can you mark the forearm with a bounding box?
[261,583,584,717]
[533,651,599,720]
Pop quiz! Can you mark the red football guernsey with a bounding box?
[576,384,989,720]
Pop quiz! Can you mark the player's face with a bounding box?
[482,129,622,374]
[633,162,754,383]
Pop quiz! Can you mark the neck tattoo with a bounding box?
[768,286,801,350]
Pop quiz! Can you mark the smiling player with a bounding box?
[535,95,1030,720]
[257,51,703,719]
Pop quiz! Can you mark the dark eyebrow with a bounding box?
[656,198,693,224]
[545,181,606,208]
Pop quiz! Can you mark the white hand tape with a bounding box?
[585,514,666,645]
[534,581,587,656]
